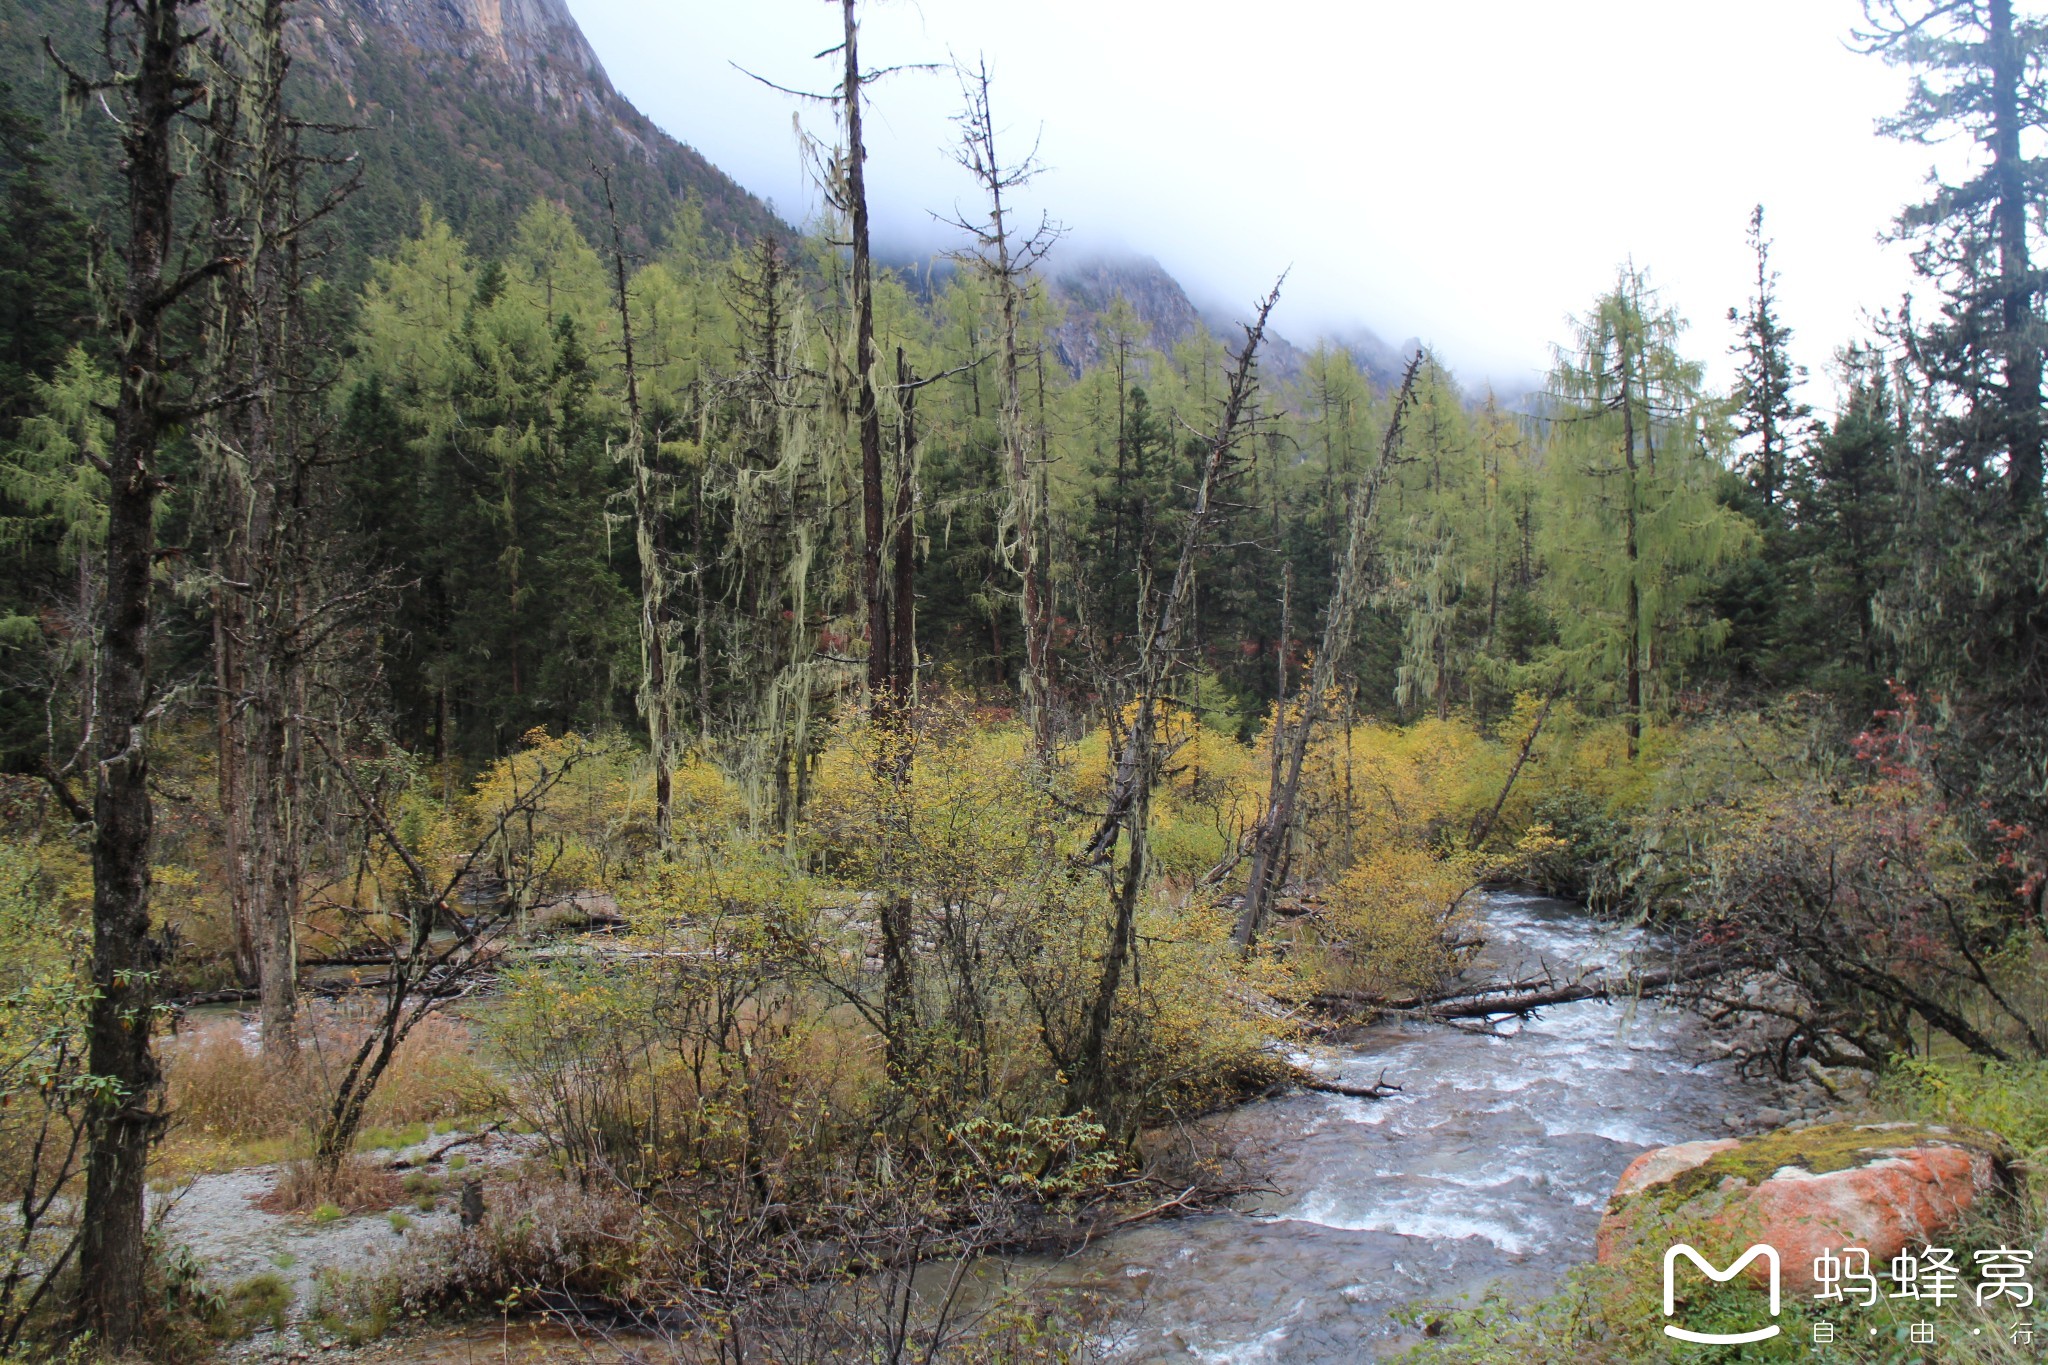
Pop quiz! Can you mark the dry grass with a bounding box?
[317,1173,640,1330]
[343,1012,507,1127]
[158,1009,508,1179]
[162,1021,318,1145]
[258,1155,406,1216]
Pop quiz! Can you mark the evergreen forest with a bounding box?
[1,1,2046,1361]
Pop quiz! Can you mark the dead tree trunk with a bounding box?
[1466,682,1561,851]
[825,0,919,1078]
[1068,284,1283,1111]
[890,346,918,700]
[198,0,355,1058]
[949,59,1060,759]
[53,0,230,1345]
[1233,354,1422,948]
[839,0,900,715]
[1314,960,1727,1022]
[1081,285,1284,866]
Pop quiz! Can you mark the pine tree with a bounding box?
[1860,0,2048,507]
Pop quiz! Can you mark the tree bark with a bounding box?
[69,0,198,1345]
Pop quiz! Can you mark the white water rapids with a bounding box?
[1004,889,1780,1362]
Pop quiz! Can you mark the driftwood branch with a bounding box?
[1295,1068,1402,1099]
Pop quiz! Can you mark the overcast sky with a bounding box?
[568,0,1941,403]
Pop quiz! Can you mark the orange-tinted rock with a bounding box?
[1596,1123,2014,1293]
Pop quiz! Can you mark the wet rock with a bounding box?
[1596,1122,2015,1293]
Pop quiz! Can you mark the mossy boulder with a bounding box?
[1596,1122,2015,1293]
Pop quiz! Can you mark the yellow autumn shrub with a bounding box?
[1313,845,1479,997]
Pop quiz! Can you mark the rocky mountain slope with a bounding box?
[0,0,785,268]
[4,1,1415,392]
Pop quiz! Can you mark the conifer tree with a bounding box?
[1860,0,2048,508]
[1542,269,1751,757]
[1728,205,1809,511]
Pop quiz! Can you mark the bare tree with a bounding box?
[1071,284,1282,1108]
[1080,284,1283,867]
[744,0,936,1077]
[199,0,361,1057]
[305,730,585,1172]
[944,57,1062,760]
[46,0,239,1346]
[1233,353,1421,948]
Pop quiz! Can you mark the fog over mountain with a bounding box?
[567,0,1937,403]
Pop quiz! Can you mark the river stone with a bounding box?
[1595,1122,2015,1293]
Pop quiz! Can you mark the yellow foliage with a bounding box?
[801,706,1052,896]
[1313,845,1478,997]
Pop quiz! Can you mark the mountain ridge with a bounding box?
[0,0,788,269]
[2,0,1417,392]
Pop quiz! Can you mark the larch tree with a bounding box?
[1391,356,1480,721]
[1541,269,1751,759]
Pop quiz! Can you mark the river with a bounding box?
[367,889,1778,1364]
[999,888,1779,1362]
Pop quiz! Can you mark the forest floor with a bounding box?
[169,1126,538,1363]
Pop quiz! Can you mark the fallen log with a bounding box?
[1296,1071,1401,1099]
[388,1120,505,1170]
[167,987,259,1007]
[1314,960,1728,1022]
[1313,974,1556,1013]
[1424,962,1725,1019]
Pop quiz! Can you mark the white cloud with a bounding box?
[570,0,1937,404]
